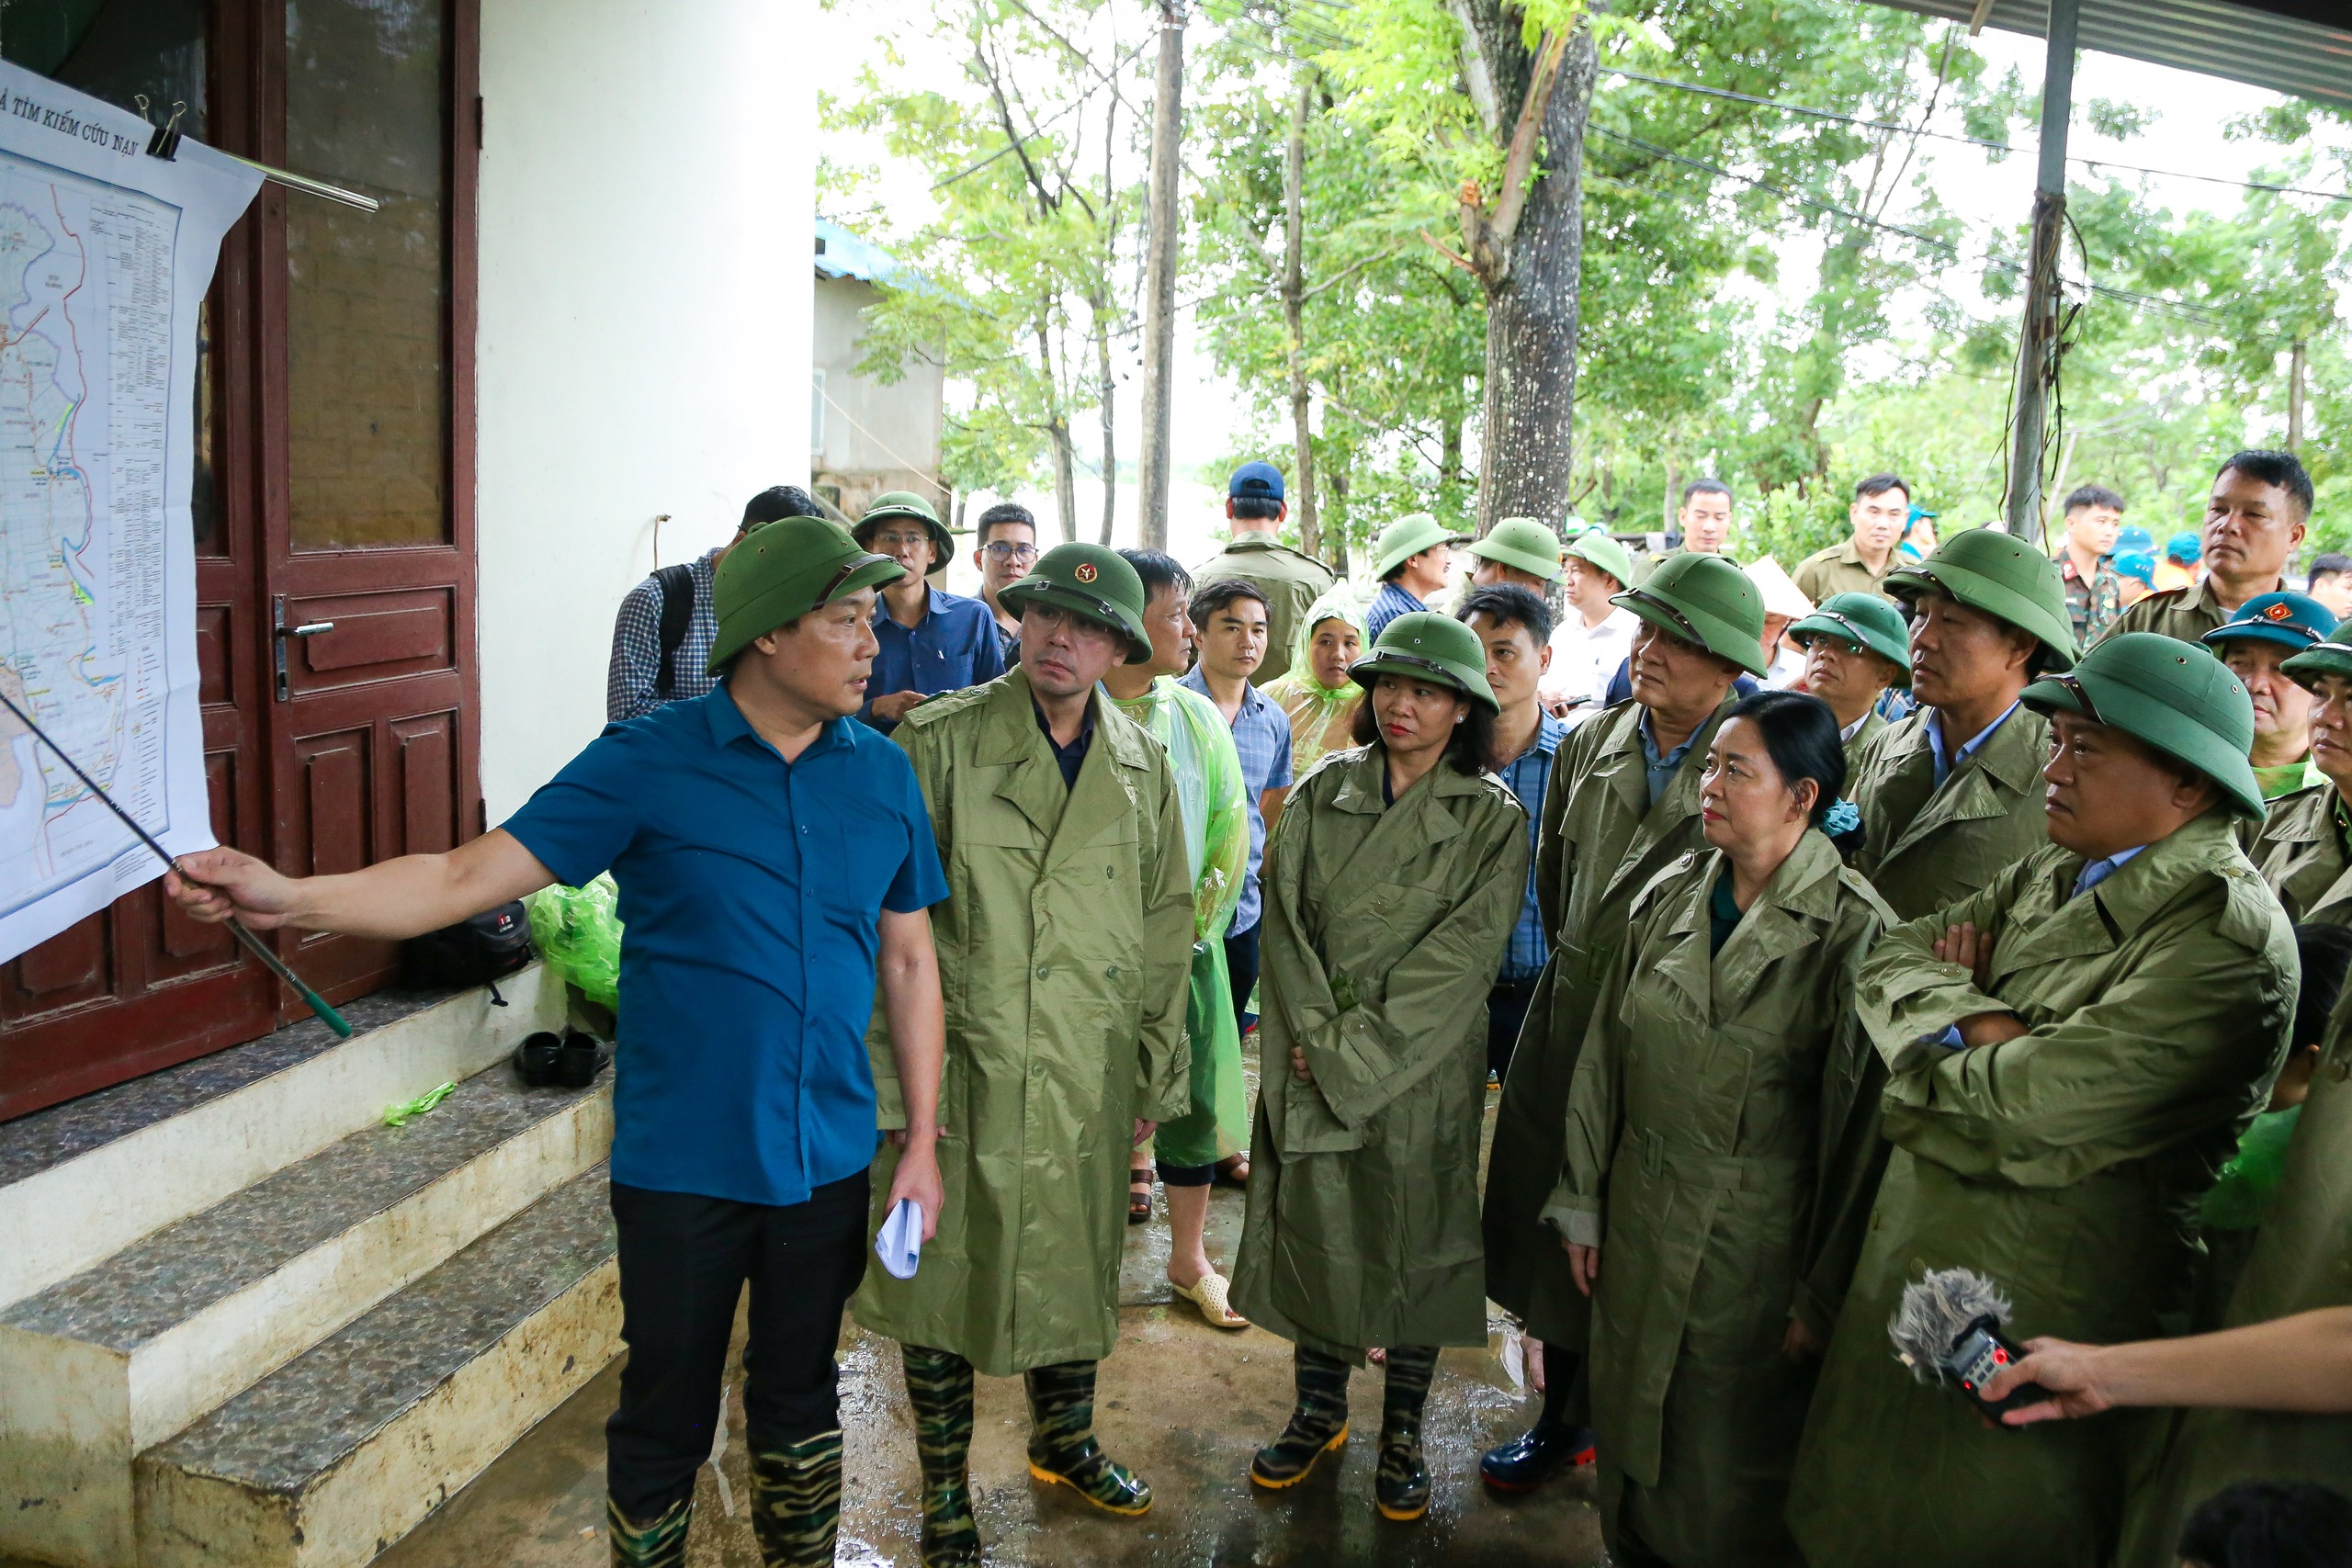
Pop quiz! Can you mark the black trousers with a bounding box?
[1225,919,1261,1035]
[1487,977,1541,1083]
[605,1170,870,1519]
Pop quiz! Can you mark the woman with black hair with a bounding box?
[1548,690,1894,1566]
[1231,612,1530,1523]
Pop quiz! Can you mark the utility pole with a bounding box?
[2004,0,2079,549]
[1136,0,1185,551]
[2290,337,2308,454]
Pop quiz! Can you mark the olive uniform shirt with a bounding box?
[1791,536,1898,605]
[1190,534,1338,686]
[2102,574,2285,648]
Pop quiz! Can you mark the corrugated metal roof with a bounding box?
[814,218,901,284]
[1868,0,2352,107]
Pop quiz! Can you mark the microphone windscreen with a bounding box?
[1889,1267,2014,1381]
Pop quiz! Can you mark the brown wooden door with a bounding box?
[0,0,479,1120]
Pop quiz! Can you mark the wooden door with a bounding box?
[0,0,479,1121]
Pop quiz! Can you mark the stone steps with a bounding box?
[133,1167,620,1568]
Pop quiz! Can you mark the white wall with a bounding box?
[473,0,814,818]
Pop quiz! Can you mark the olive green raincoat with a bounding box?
[1553,833,1894,1565]
[2115,992,2352,1567]
[1231,745,1529,1361]
[1840,707,1886,773]
[1483,694,1739,1344]
[1849,705,2053,921]
[857,669,1194,1377]
[2246,781,2352,926]
[1786,812,2297,1568]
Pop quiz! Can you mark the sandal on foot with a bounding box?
[1127,1174,1153,1224]
[1170,1270,1249,1330]
[1214,1152,1250,1186]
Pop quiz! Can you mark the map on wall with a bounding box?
[0,62,259,963]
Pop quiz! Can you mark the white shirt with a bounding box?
[1543,605,1638,717]
[1762,643,1807,690]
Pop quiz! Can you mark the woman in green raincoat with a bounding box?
[1261,588,1367,773]
[1553,691,1893,1566]
[1105,549,1252,1327]
[1786,633,2298,1568]
[2246,630,2352,924]
[1232,612,1530,1523]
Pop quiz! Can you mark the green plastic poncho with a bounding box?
[1261,589,1368,776]
[1109,677,1251,1156]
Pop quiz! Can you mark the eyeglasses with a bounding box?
[983,542,1040,562]
[872,530,933,551]
[2046,673,2105,724]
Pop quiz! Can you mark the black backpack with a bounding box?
[404,901,537,1005]
[652,563,695,699]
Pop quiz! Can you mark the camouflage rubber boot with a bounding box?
[901,1345,981,1568]
[1374,1346,1440,1521]
[1022,1360,1151,1517]
[748,1427,843,1568]
[606,1495,691,1567]
[1249,1347,1351,1489]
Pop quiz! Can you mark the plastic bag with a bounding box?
[2199,1104,2301,1231]
[526,874,623,1016]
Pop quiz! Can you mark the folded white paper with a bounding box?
[876,1196,923,1280]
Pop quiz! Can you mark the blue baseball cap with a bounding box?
[2202,591,2338,654]
[2113,549,2156,587]
[2115,524,2155,554]
[1229,461,1284,502]
[2165,530,2203,566]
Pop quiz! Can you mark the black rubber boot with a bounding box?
[902,1345,981,1567]
[1023,1360,1152,1516]
[1249,1346,1351,1488]
[1478,1339,1596,1493]
[606,1495,691,1567]
[1374,1346,1440,1522]
[748,1427,843,1568]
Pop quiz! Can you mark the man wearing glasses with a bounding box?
[972,502,1041,666]
[855,492,1007,732]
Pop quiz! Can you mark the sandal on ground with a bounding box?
[1170,1270,1249,1330]
[1213,1152,1250,1187]
[1128,1173,1153,1224]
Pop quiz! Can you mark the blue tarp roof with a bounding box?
[815,218,902,283]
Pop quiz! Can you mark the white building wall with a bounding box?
[473,0,814,818]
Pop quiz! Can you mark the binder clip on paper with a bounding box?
[876,1198,924,1280]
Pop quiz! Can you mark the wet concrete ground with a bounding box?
[372,1173,1605,1568]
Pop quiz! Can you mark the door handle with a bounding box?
[271,597,334,702]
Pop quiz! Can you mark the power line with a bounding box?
[1600,66,2352,205]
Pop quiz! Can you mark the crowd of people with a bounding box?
[161,447,2352,1568]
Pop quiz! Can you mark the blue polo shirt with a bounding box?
[502,685,948,1207]
[863,588,1007,731]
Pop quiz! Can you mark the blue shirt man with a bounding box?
[1181,665,1293,936]
[506,684,947,1205]
[1495,709,1569,982]
[855,490,1006,731]
[1367,580,1426,645]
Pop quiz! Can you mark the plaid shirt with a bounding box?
[1182,668,1293,933]
[1366,580,1425,644]
[1494,710,1567,981]
[607,548,720,721]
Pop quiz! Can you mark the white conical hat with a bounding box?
[1744,555,1815,620]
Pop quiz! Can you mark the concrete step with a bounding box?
[0,965,562,1314]
[0,1063,611,1568]
[133,1166,621,1568]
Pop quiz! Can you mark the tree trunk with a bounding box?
[2290,337,2308,453]
[1135,0,1185,551]
[1472,24,1596,532]
[1035,311,1079,542]
[1283,67,1319,563]
[1094,301,1117,545]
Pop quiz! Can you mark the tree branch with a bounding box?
[1419,228,1480,275]
[1490,27,1571,246]
[1445,0,1502,138]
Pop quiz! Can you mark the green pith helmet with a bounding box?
[1464,517,1565,583]
[1564,530,1635,590]
[1883,527,2078,671]
[2021,631,2265,818]
[2283,632,2352,690]
[1372,513,1470,581]
[1789,591,1914,685]
[998,542,1154,663]
[707,517,904,673]
[853,491,959,569]
[1349,611,1498,712]
[1609,551,1770,676]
